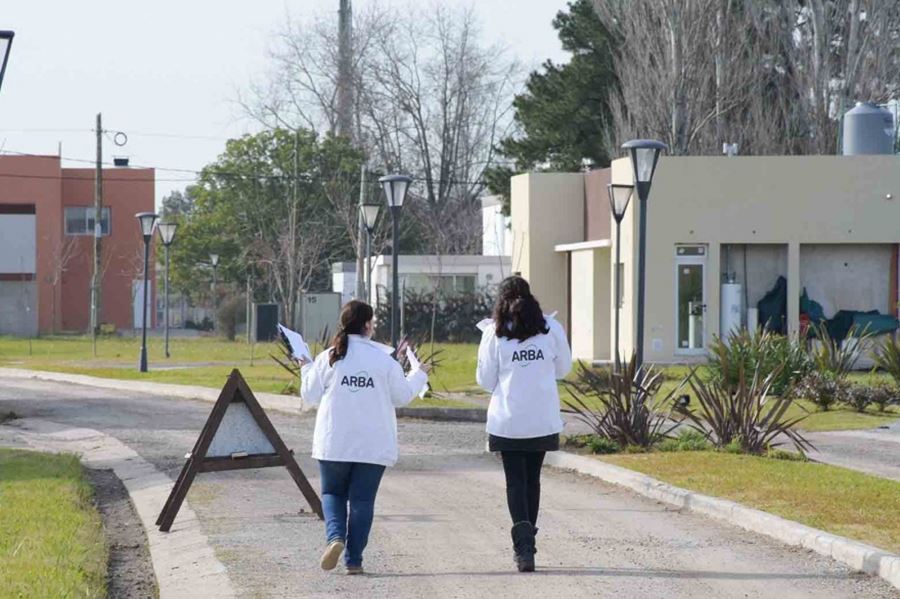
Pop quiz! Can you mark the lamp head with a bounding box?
[0,31,14,95]
[378,174,412,209]
[360,202,381,232]
[608,184,634,223]
[621,139,668,186]
[157,221,177,246]
[135,212,159,239]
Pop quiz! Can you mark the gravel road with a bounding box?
[0,377,896,598]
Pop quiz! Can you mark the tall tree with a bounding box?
[168,130,365,323]
[486,0,617,206]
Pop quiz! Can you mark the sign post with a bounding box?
[156,369,322,532]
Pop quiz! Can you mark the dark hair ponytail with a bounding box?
[492,276,548,341]
[329,300,374,366]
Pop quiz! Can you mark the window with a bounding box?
[402,274,477,294]
[65,207,111,236]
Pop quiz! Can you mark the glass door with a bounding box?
[675,246,707,354]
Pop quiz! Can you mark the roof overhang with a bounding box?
[554,239,612,253]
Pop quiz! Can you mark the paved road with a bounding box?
[0,377,896,598]
[807,420,900,482]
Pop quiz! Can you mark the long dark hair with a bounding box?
[329,300,374,366]
[492,276,548,341]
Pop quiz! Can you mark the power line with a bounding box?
[0,147,505,188]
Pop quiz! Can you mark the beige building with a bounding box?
[511,155,900,364]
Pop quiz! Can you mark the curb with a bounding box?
[544,451,900,591]
[4,417,235,598]
[396,407,486,422]
[0,368,488,423]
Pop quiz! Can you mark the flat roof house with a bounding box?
[511,154,900,364]
[0,154,155,336]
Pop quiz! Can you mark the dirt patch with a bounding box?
[86,468,158,599]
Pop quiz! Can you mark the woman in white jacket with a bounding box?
[300,300,429,575]
[476,276,572,573]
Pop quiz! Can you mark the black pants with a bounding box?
[500,451,546,526]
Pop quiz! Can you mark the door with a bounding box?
[675,246,707,354]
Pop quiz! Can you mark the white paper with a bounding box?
[405,346,429,398]
[277,323,312,362]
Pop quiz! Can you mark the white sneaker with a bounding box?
[320,540,345,571]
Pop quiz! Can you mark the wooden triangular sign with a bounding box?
[156,369,323,532]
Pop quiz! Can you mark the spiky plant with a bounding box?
[809,321,871,380]
[562,354,689,449]
[680,356,813,456]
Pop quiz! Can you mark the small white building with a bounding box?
[332,195,513,306]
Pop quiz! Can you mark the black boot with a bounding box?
[511,521,536,572]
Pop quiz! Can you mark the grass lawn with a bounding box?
[0,335,481,407]
[0,448,107,598]
[601,451,900,554]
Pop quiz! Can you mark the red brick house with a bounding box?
[0,154,155,335]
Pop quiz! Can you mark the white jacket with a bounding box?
[476,317,572,439]
[301,335,428,467]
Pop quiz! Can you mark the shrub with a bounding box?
[679,356,813,456]
[765,448,807,461]
[562,354,687,449]
[375,287,495,343]
[217,295,246,341]
[185,317,213,331]
[562,434,621,454]
[843,384,874,413]
[794,371,848,412]
[657,429,710,452]
[707,329,810,396]
[809,321,871,380]
[872,335,900,385]
[869,382,899,413]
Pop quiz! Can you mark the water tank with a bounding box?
[842,102,894,155]
[720,283,742,341]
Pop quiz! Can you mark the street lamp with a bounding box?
[157,222,177,358]
[379,174,412,349]
[209,253,219,334]
[622,139,668,371]
[135,211,158,373]
[0,31,14,95]
[360,201,381,304]
[608,183,633,368]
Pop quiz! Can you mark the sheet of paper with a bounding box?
[277,323,312,362]
[405,346,429,398]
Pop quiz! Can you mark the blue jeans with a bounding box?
[318,460,386,567]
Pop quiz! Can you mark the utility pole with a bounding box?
[355,164,366,300]
[90,113,103,355]
[337,0,353,139]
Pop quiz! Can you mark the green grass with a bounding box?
[602,451,900,554]
[0,335,483,406]
[0,449,107,598]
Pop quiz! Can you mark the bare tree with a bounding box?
[243,2,521,255]
[44,235,79,334]
[595,0,900,156]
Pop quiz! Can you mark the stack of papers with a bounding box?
[277,324,312,362]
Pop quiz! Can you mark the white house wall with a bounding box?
[800,244,892,317]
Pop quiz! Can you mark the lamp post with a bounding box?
[209,253,219,334]
[360,201,381,303]
[622,139,667,371]
[608,183,633,368]
[378,174,412,349]
[0,31,14,95]
[157,222,177,358]
[135,212,158,373]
